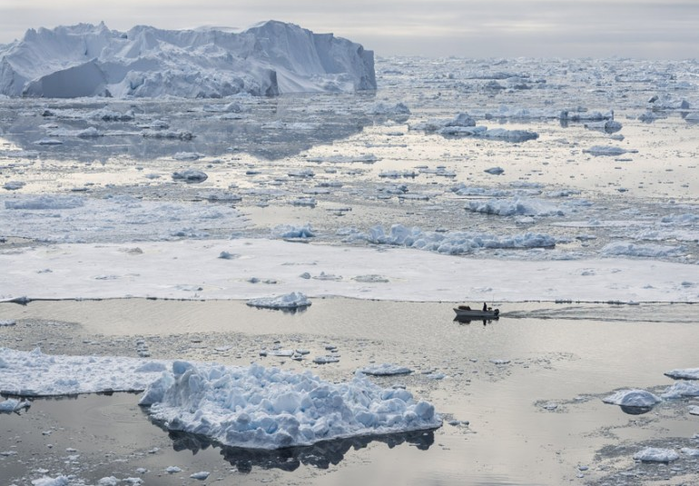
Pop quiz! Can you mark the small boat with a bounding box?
[453,305,500,319]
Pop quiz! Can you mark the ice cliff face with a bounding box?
[0,21,376,98]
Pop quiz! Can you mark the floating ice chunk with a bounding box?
[368,102,411,117]
[35,138,63,145]
[662,381,699,399]
[584,120,622,133]
[0,397,31,413]
[139,361,440,449]
[484,167,504,175]
[31,476,70,486]
[466,198,564,217]
[601,242,684,258]
[602,389,662,408]
[359,364,412,376]
[583,146,636,157]
[633,447,679,463]
[291,197,317,207]
[664,368,699,380]
[172,169,208,183]
[3,181,26,190]
[5,195,84,210]
[313,355,340,364]
[246,292,311,309]
[689,405,699,416]
[490,359,510,365]
[445,113,476,127]
[272,224,315,238]
[0,348,169,397]
[190,471,210,480]
[480,128,539,142]
[0,320,16,327]
[681,447,699,456]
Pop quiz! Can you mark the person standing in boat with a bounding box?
[483,302,488,311]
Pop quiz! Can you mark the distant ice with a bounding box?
[0,21,375,98]
[359,364,412,376]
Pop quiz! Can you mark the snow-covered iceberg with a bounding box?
[0,21,375,98]
[140,360,441,449]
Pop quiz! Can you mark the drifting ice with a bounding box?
[139,360,441,449]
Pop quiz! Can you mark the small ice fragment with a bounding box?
[633,447,679,463]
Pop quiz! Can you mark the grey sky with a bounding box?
[1,0,697,59]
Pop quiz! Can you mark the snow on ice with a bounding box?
[140,360,440,449]
[633,447,680,463]
[602,389,662,409]
[0,21,375,98]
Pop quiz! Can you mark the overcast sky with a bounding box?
[1,0,697,59]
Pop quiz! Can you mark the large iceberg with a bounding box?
[0,21,376,98]
[139,360,441,450]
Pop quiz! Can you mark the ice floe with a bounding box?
[633,447,680,463]
[602,389,662,411]
[664,368,699,380]
[661,381,699,399]
[246,292,312,310]
[359,364,413,376]
[139,360,441,449]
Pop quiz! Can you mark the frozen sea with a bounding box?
[2,56,699,485]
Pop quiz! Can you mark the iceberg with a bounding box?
[140,361,441,449]
[0,21,375,98]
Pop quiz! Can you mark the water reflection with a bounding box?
[152,420,435,473]
[0,94,376,162]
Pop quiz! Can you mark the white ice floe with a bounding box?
[465,198,565,217]
[272,224,316,239]
[0,347,168,396]
[171,169,208,183]
[600,242,685,258]
[602,389,662,408]
[689,405,699,416]
[1,194,248,243]
[664,368,699,380]
[0,397,31,413]
[0,21,375,97]
[344,224,556,253]
[633,447,680,463]
[661,381,699,399]
[31,476,70,486]
[139,360,441,449]
[2,238,698,303]
[583,146,636,157]
[246,292,312,309]
[681,448,699,456]
[358,364,412,376]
